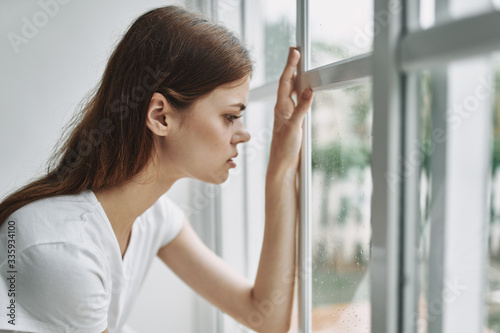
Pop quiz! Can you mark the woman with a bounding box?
[0,5,313,333]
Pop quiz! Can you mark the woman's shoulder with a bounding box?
[140,192,186,233]
[13,190,96,217]
[1,190,101,252]
[139,192,186,248]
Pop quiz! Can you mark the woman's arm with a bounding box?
[252,47,313,331]
[158,48,312,332]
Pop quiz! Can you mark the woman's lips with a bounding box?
[227,153,238,168]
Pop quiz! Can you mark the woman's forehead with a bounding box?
[197,77,250,107]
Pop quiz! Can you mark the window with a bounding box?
[311,86,372,331]
[488,54,500,333]
[188,0,500,332]
[310,0,373,68]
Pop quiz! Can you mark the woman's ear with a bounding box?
[146,92,174,137]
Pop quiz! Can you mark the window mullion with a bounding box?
[401,72,422,333]
[299,53,372,92]
[370,0,404,332]
[427,68,448,333]
[296,0,311,332]
[249,53,372,102]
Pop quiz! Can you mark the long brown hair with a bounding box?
[0,5,253,226]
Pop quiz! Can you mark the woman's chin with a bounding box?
[197,171,229,185]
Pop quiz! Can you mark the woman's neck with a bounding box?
[94,162,178,257]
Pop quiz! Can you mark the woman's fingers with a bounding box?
[288,88,313,128]
[269,48,314,173]
[277,48,300,103]
[274,48,300,131]
[274,47,314,132]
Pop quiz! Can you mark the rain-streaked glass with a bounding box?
[310,0,373,68]
[311,84,372,331]
[417,70,433,333]
[486,57,500,333]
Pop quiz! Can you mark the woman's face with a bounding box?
[160,76,251,184]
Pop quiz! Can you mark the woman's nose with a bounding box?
[232,124,251,144]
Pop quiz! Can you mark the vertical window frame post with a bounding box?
[370,0,405,332]
[296,0,312,332]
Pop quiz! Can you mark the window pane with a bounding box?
[417,70,433,333]
[217,0,243,37]
[417,58,492,333]
[447,0,492,22]
[246,0,296,87]
[310,0,373,68]
[487,56,500,332]
[419,0,493,30]
[419,0,435,30]
[311,84,372,332]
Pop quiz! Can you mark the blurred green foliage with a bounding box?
[312,142,370,177]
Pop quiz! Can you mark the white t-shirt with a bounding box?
[0,189,185,333]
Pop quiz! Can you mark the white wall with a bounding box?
[0,1,196,332]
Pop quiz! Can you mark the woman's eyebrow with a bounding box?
[228,103,246,111]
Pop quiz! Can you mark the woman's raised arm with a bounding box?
[251,47,313,331]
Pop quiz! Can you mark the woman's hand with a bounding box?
[268,47,314,179]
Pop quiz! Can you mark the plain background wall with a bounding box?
[0,1,198,331]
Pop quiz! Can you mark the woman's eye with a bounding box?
[225,114,242,123]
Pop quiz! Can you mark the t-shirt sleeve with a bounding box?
[156,195,186,248]
[0,242,109,333]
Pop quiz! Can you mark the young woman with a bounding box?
[0,5,313,333]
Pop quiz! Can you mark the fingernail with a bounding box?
[302,89,312,99]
